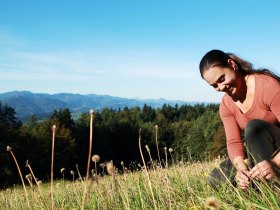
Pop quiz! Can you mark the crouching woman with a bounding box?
[199,49,280,189]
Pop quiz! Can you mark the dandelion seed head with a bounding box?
[6,146,12,152]
[168,148,173,153]
[60,168,65,173]
[92,154,100,163]
[52,125,56,130]
[70,170,75,175]
[155,125,158,129]
[164,147,167,151]
[205,197,221,210]
[90,109,94,114]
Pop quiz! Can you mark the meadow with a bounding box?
[1,110,280,210]
[1,157,279,210]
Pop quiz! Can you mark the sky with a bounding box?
[0,0,280,102]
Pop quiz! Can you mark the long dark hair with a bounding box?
[199,49,280,82]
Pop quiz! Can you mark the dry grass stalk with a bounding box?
[6,146,32,210]
[154,125,162,167]
[81,109,94,210]
[50,124,56,210]
[92,154,100,183]
[26,160,43,194]
[138,129,158,210]
[164,147,168,168]
[168,148,174,165]
[75,164,84,183]
[145,144,156,171]
[26,160,48,208]
[106,161,116,189]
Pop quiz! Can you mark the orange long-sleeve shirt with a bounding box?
[219,74,280,162]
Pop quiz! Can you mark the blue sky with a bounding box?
[1,0,280,102]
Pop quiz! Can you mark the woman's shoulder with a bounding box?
[255,73,280,103]
[255,74,280,86]
[219,94,234,115]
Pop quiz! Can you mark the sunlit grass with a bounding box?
[1,159,279,210]
[2,111,279,209]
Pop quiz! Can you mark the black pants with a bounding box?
[208,119,280,189]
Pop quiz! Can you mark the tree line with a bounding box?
[0,101,226,187]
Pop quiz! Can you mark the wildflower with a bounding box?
[205,197,221,210]
[92,155,100,163]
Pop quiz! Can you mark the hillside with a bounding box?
[0,91,195,121]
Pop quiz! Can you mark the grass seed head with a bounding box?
[6,146,12,152]
[145,145,150,153]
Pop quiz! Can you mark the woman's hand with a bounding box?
[235,168,250,190]
[249,160,276,180]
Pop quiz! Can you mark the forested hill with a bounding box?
[0,101,226,187]
[0,91,197,122]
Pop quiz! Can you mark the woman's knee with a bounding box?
[245,119,267,144]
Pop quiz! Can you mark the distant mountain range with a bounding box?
[0,91,199,122]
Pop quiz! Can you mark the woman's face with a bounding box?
[202,64,242,97]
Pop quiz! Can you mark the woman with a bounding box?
[199,49,280,190]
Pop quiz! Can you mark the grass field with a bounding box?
[1,157,279,210]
